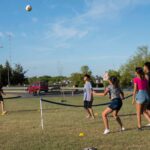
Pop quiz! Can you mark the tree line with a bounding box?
[0,46,149,87]
[0,61,28,86]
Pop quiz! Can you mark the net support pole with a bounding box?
[40,97,44,130]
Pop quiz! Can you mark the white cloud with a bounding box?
[0,32,4,38]
[32,17,38,23]
[82,0,150,20]
[52,23,88,39]
[44,0,150,50]
[6,32,15,37]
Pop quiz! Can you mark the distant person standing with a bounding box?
[0,84,7,115]
[83,74,95,119]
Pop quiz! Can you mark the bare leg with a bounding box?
[136,103,142,128]
[142,103,150,121]
[0,101,4,113]
[112,110,123,128]
[147,110,150,117]
[88,108,95,119]
[85,108,91,118]
[143,111,150,123]
[102,107,113,129]
[1,101,7,115]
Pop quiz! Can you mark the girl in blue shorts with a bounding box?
[93,76,125,135]
[132,67,150,130]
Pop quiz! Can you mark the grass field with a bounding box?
[0,94,150,150]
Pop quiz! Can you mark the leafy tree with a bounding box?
[81,65,92,75]
[119,46,150,87]
[11,64,27,85]
[0,61,27,86]
[70,73,84,87]
[70,65,93,87]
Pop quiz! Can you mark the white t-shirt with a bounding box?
[83,82,93,101]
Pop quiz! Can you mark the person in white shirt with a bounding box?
[83,74,95,119]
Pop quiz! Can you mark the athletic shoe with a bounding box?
[1,111,7,116]
[103,129,110,135]
[145,123,150,127]
[120,127,125,131]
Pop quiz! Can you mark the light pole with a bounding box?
[0,46,3,83]
[7,33,12,86]
[0,36,3,83]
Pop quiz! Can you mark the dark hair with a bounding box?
[109,76,119,88]
[144,62,150,71]
[135,67,145,79]
[0,83,3,89]
[84,74,91,79]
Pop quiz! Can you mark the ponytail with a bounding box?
[135,67,145,80]
[109,76,119,88]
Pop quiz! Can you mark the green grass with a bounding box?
[0,94,150,150]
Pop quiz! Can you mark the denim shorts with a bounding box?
[136,90,149,104]
[108,98,122,111]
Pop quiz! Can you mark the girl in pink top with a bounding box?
[132,67,150,130]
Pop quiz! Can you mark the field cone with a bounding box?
[79,132,85,137]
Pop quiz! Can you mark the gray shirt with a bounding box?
[83,82,93,101]
[107,85,123,100]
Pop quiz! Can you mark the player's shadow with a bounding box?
[111,126,150,134]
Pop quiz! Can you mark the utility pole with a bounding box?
[0,36,3,83]
[7,34,12,86]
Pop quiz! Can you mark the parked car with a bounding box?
[27,81,49,95]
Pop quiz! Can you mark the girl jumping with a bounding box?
[93,76,125,135]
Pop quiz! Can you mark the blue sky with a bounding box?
[0,0,150,77]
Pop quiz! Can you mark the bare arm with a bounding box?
[132,83,137,104]
[93,89,109,97]
[145,74,149,81]
[119,87,124,100]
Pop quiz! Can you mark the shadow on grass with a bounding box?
[109,113,136,118]
[8,108,62,113]
[111,126,150,134]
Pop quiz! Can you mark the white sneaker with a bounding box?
[121,127,125,131]
[103,129,110,135]
[145,123,150,127]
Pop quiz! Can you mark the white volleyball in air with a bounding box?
[25,5,32,12]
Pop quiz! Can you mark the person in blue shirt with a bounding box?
[83,74,95,119]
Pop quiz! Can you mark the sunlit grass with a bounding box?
[0,94,150,150]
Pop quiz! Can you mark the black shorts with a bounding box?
[0,96,3,102]
[108,98,122,111]
[84,101,93,109]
